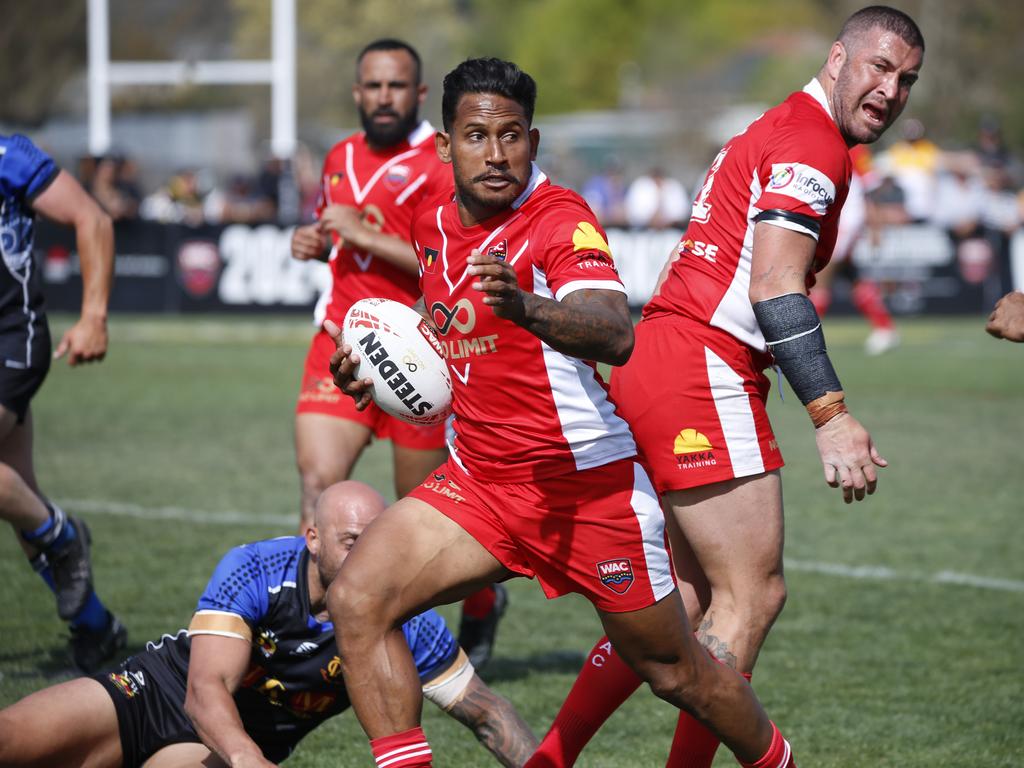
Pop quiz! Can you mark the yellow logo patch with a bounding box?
[673,428,713,454]
[572,222,611,255]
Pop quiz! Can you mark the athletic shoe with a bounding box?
[70,612,128,674]
[458,583,508,669]
[48,516,93,620]
[865,328,900,356]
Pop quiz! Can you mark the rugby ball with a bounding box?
[342,298,452,426]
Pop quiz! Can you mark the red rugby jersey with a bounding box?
[412,166,637,483]
[317,121,453,322]
[645,79,852,351]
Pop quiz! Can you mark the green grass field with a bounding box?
[1,314,1022,767]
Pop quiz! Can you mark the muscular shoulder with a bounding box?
[197,537,304,617]
[321,132,363,170]
[0,134,59,201]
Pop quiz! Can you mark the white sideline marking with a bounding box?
[785,559,1024,594]
[60,498,1024,594]
[61,498,293,528]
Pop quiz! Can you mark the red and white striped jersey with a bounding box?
[317,121,453,323]
[412,165,637,483]
[645,79,852,351]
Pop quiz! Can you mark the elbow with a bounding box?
[605,323,635,367]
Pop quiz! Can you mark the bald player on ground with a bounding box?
[0,481,537,768]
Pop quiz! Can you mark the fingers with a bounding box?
[869,442,888,468]
[54,335,70,361]
[323,318,342,341]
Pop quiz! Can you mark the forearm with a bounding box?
[447,680,537,768]
[518,292,633,366]
[75,211,114,320]
[185,684,265,766]
[351,231,419,275]
[753,292,847,427]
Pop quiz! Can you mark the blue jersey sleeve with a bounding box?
[403,609,460,683]
[196,544,271,623]
[0,135,59,202]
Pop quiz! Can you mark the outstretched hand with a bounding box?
[813,412,887,503]
[324,319,374,411]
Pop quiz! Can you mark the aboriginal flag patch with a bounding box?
[597,558,634,594]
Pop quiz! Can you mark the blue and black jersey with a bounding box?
[0,134,58,369]
[108,536,460,763]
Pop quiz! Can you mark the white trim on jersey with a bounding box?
[508,240,530,266]
[531,265,637,470]
[802,78,833,118]
[554,279,627,302]
[704,346,766,478]
[395,172,428,206]
[344,142,430,205]
[407,120,435,147]
[511,163,547,210]
[629,462,677,602]
[709,168,765,349]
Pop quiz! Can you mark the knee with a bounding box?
[762,573,787,625]
[327,573,395,650]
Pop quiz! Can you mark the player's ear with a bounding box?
[529,128,540,161]
[305,526,320,557]
[417,82,428,107]
[436,131,453,164]
[826,41,847,81]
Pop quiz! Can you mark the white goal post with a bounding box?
[87,0,296,159]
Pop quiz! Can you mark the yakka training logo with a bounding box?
[673,428,717,470]
[597,558,635,594]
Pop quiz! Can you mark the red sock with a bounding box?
[462,585,497,619]
[665,672,751,767]
[370,726,432,767]
[525,636,643,767]
[809,286,831,316]
[852,280,894,330]
[740,721,795,768]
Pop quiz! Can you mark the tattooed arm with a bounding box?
[443,674,538,768]
[467,249,634,365]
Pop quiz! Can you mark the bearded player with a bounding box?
[290,39,505,666]
[324,56,798,768]
[528,7,923,767]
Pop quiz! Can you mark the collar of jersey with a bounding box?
[802,78,833,119]
[511,162,548,209]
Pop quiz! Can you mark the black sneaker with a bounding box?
[458,583,508,669]
[70,612,128,674]
[47,516,93,620]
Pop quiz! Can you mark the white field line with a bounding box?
[59,498,1024,594]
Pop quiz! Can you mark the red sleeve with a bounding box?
[755,124,849,222]
[534,194,625,302]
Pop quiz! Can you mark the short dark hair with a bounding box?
[839,6,925,52]
[441,57,537,132]
[356,38,422,84]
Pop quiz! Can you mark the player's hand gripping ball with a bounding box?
[342,298,452,426]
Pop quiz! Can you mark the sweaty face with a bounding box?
[354,50,423,149]
[831,29,922,145]
[313,518,363,592]
[442,92,538,223]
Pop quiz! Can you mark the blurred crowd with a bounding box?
[74,144,323,227]
[75,117,1024,253]
[577,117,1024,249]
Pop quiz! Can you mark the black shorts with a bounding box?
[95,651,313,766]
[0,325,51,423]
[94,652,201,768]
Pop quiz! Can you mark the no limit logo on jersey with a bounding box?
[597,558,634,594]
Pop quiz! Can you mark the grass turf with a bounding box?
[0,314,1021,766]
